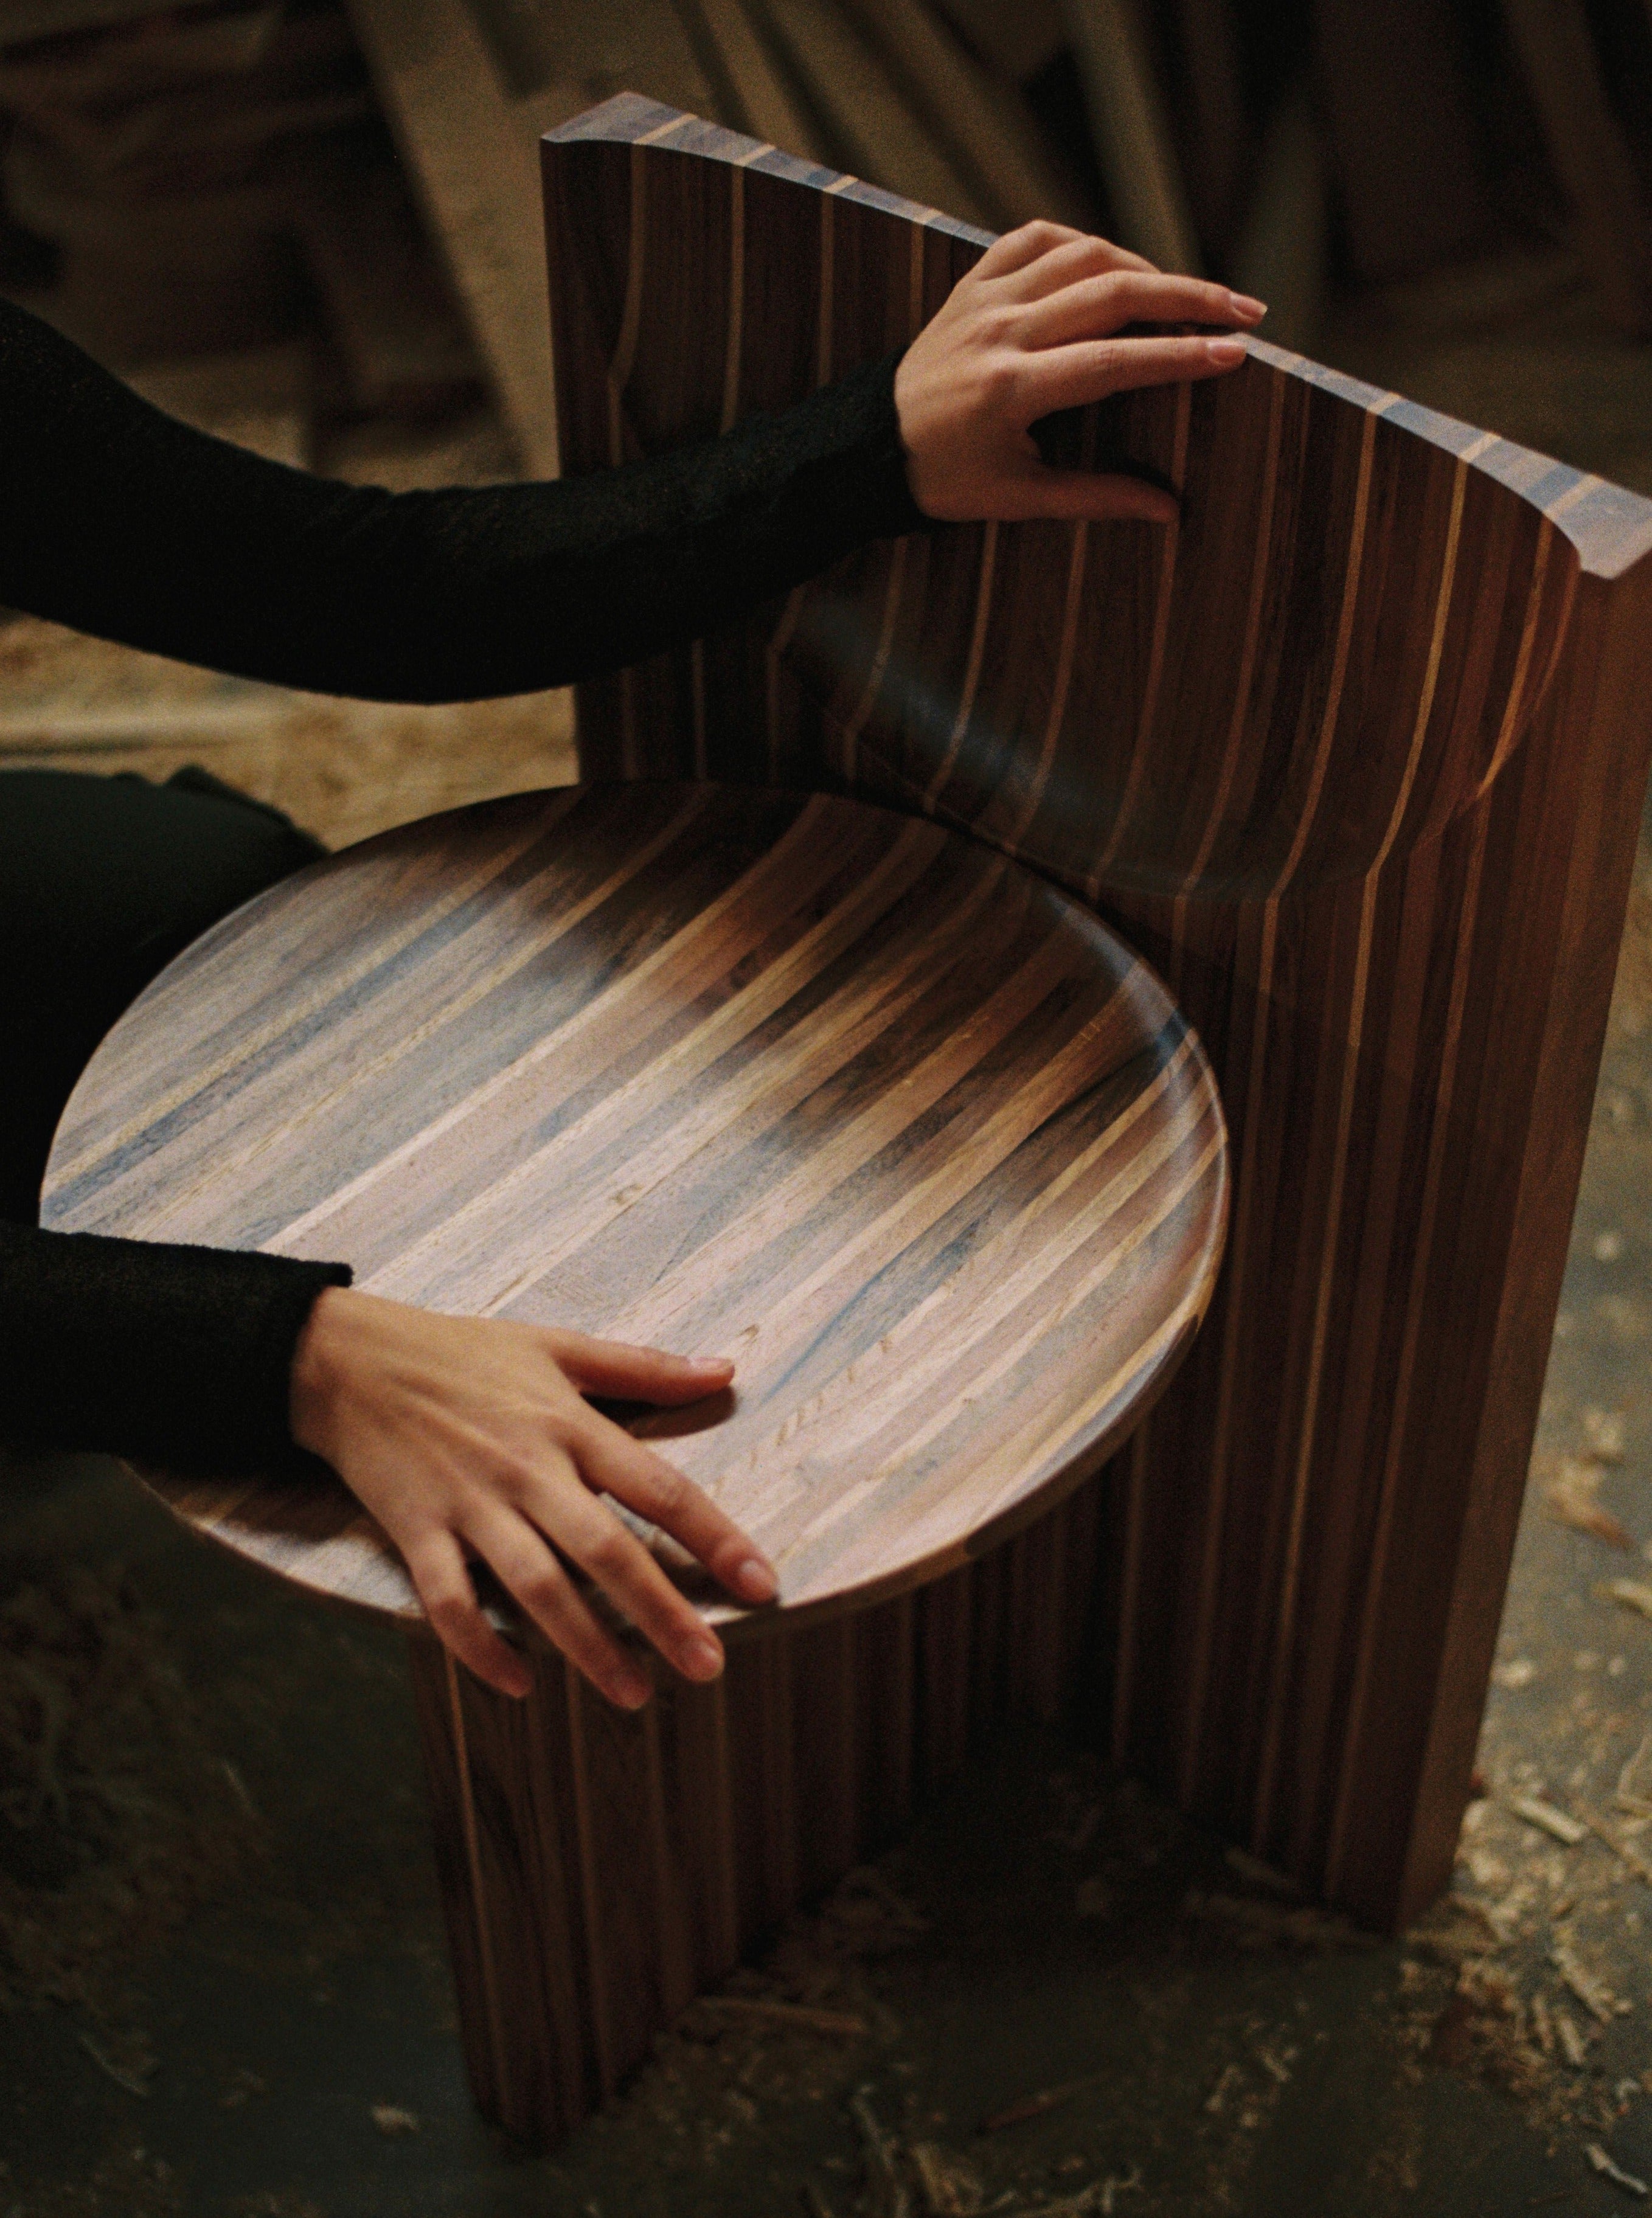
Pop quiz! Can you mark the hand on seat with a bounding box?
[894,220,1265,525]
[288,1287,774,1705]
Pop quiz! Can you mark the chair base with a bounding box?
[409,1478,1105,2147]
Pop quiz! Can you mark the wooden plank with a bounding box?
[342,0,561,473]
[1056,0,1203,269]
[1503,0,1652,333]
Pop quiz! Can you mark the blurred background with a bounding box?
[5,5,1652,2216]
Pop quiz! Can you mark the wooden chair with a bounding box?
[544,98,1652,1925]
[41,89,1652,2153]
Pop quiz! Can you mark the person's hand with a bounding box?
[894,221,1265,524]
[289,1287,774,1707]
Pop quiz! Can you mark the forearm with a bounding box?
[0,1221,349,1474]
[0,300,924,704]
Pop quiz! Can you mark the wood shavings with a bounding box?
[1494,1657,1539,1688]
[1532,1991,1555,2054]
[1619,1733,1652,1818]
[850,2087,911,2218]
[1543,1456,1635,1548]
[78,2029,153,2096]
[980,2081,1081,2133]
[1584,1408,1628,1461]
[910,2141,981,2216]
[1204,2062,1243,2115]
[1510,1796,1588,1845]
[1558,2011,1589,2067]
[1580,1803,1652,1884]
[1552,1935,1623,2023]
[370,2103,418,2135]
[1223,1846,1297,1895]
[1605,1579,1652,1620]
[1588,2143,1650,2195]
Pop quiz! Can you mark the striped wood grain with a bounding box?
[43,780,1224,2142]
[44,783,1224,1630]
[543,94,1652,1930]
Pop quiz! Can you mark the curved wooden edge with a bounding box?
[99,780,1226,1663]
[543,92,1652,586]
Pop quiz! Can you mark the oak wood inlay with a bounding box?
[543,94,1652,1934]
[43,783,1227,1634]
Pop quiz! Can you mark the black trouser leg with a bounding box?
[0,766,323,1224]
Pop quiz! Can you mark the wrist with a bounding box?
[289,1283,355,1458]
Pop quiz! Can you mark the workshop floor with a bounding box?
[5,247,1652,2216]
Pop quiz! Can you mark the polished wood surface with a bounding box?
[43,783,1224,1628]
[43,778,1224,2145]
[544,94,1652,1929]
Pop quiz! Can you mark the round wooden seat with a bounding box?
[43,783,1227,1634]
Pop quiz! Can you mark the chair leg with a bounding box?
[409,1477,1107,2147]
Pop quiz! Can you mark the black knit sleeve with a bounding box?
[0,1222,350,1475]
[0,298,928,704]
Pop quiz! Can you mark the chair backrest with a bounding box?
[543,93,1652,1927]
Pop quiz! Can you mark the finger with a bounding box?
[991,229,1159,301]
[1019,333,1249,415]
[993,465,1181,526]
[578,1416,777,1606]
[523,1475,729,1686]
[969,219,1092,280]
[466,1502,657,1708]
[1019,272,1265,350]
[544,1329,734,1406]
[403,1527,533,1699]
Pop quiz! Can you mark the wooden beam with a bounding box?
[344,0,561,473]
[836,0,1093,229]
[1056,0,1203,270]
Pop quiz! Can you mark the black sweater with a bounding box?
[0,297,926,1477]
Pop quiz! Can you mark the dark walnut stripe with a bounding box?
[544,95,1652,1930]
[44,783,1227,1629]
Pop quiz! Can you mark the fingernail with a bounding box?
[682,1632,724,1680]
[1206,338,1247,366]
[1227,291,1267,321]
[734,1555,777,1604]
[687,1354,733,1374]
[613,1670,652,1709]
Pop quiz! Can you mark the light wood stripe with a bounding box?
[258,794,847,1255]
[1474,519,1553,800]
[1272,401,1384,895]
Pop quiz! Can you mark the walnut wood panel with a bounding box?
[43,783,1224,1627]
[543,94,1652,1928]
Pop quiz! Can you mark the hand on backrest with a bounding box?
[894,221,1264,525]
